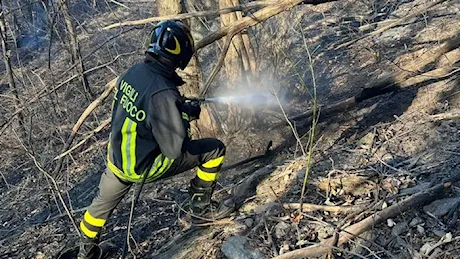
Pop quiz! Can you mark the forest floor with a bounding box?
[1,0,460,259]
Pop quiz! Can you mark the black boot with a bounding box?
[188,178,214,213]
[77,234,102,259]
[188,179,236,220]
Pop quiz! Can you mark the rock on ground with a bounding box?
[423,197,460,217]
[274,222,290,239]
[221,236,265,259]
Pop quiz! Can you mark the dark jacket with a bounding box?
[107,55,189,182]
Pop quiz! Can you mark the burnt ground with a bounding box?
[1,0,460,259]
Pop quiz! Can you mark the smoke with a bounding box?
[209,73,287,110]
[17,3,47,50]
[206,94,270,105]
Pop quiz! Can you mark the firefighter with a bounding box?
[77,20,233,258]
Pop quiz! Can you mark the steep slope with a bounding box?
[0,0,459,258]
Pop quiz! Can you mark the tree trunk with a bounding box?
[219,0,247,80]
[219,0,258,134]
[156,0,183,15]
[215,0,258,78]
[156,0,219,138]
[229,0,257,75]
[0,1,26,136]
[58,0,91,98]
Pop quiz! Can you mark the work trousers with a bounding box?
[79,138,225,239]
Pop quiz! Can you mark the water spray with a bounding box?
[184,94,271,106]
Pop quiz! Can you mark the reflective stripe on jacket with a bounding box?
[107,56,187,182]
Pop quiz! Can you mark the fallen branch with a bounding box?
[283,203,368,214]
[430,112,460,122]
[53,118,111,160]
[401,67,460,88]
[81,140,109,155]
[275,180,456,258]
[52,78,117,176]
[334,0,450,49]
[103,1,273,30]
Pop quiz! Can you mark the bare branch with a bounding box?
[198,0,338,96]
[52,78,118,176]
[103,1,273,30]
[195,0,339,51]
[0,1,26,135]
[200,33,236,97]
[0,53,129,136]
[58,0,92,97]
[53,118,111,160]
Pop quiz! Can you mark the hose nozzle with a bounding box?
[183,96,207,105]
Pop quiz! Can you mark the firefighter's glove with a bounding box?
[179,101,201,122]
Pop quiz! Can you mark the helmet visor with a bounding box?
[149,26,164,47]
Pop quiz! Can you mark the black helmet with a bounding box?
[146,20,195,70]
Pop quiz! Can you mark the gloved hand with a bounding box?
[178,101,201,122]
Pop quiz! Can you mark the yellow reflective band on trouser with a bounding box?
[197,168,219,181]
[158,157,173,173]
[147,155,174,182]
[80,221,98,238]
[84,211,106,227]
[121,118,137,176]
[182,112,190,121]
[202,156,225,168]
